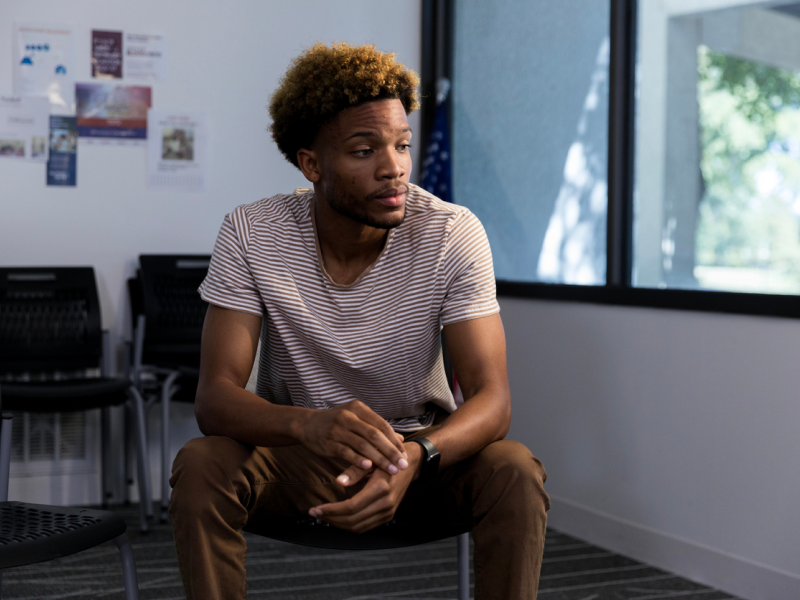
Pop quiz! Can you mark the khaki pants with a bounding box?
[169,426,550,600]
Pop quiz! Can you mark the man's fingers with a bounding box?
[324,511,392,533]
[339,428,403,476]
[332,442,375,471]
[345,422,408,474]
[351,403,407,455]
[335,464,370,487]
[311,475,389,518]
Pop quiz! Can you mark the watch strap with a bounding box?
[409,437,440,484]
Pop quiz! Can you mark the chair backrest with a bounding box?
[0,267,102,375]
[135,255,210,367]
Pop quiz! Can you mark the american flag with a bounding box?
[421,80,452,204]
[421,79,464,405]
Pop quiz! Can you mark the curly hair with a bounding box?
[269,42,420,168]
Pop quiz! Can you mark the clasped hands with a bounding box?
[298,400,422,534]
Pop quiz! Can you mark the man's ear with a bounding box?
[297,148,322,183]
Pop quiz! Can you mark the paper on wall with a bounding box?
[147,110,207,192]
[89,30,166,82]
[125,33,167,82]
[91,30,123,79]
[13,22,75,114]
[76,83,151,142]
[47,115,78,186]
[0,96,50,162]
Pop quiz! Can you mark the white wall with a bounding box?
[1,0,421,504]
[502,297,800,600]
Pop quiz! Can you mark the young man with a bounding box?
[169,43,549,599]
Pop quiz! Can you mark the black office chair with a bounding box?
[0,267,151,533]
[0,401,139,599]
[128,255,209,522]
[241,341,472,600]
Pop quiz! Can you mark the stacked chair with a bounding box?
[128,255,210,522]
[0,267,140,598]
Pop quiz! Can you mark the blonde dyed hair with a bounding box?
[269,42,420,167]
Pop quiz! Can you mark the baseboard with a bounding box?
[547,494,800,600]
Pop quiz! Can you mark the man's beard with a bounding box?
[325,174,406,230]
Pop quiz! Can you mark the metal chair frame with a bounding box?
[128,255,210,523]
[0,267,152,533]
[0,404,139,599]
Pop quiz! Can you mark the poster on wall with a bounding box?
[125,33,167,82]
[88,30,167,82]
[13,22,75,114]
[75,83,151,142]
[91,30,123,78]
[147,110,207,192]
[47,115,77,186]
[0,96,50,161]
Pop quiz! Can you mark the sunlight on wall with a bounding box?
[537,38,610,284]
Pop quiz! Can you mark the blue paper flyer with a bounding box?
[47,115,77,186]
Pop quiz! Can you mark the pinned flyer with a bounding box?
[76,83,151,142]
[125,33,167,82]
[47,115,78,186]
[147,110,207,192]
[13,22,75,114]
[0,96,50,162]
[89,31,167,82]
[91,30,123,78]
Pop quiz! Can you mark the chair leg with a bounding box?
[128,387,151,533]
[0,415,13,503]
[114,534,140,600]
[457,532,470,600]
[161,371,179,523]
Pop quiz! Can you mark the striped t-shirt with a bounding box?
[199,183,499,431]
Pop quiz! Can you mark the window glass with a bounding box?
[634,1,800,294]
[451,0,610,284]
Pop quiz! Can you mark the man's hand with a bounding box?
[298,400,409,476]
[308,441,422,533]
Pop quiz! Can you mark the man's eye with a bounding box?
[353,149,373,157]
[398,144,412,152]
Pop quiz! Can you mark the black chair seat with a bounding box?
[0,377,133,412]
[0,502,127,569]
[244,515,470,551]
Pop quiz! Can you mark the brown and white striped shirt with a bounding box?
[199,183,499,431]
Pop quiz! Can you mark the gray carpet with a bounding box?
[2,505,742,599]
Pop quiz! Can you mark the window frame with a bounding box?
[429,0,800,320]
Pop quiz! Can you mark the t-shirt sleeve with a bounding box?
[198,209,264,317]
[440,210,500,326]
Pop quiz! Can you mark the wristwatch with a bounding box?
[409,437,440,484]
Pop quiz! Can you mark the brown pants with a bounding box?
[169,427,550,600]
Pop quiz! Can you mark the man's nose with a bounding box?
[378,148,406,179]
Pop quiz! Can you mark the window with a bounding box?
[430,0,800,317]
[634,0,800,295]
[450,0,611,284]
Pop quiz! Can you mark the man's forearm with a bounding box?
[411,386,511,474]
[195,379,313,447]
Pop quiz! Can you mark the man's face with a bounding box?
[314,99,412,230]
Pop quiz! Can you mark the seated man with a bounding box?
[169,42,550,600]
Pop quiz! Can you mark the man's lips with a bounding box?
[372,187,407,207]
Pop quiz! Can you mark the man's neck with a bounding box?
[313,193,389,286]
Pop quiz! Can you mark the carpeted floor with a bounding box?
[2,505,741,600]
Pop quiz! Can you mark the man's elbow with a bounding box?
[495,389,512,441]
[194,386,219,436]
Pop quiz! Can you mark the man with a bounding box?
[170,42,549,599]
